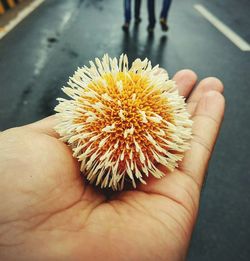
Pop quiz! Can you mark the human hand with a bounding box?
[0,70,225,261]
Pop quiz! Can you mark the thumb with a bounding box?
[26,115,59,138]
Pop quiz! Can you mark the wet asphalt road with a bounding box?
[0,0,250,260]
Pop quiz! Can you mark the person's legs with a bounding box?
[160,0,172,31]
[123,0,131,31]
[147,0,156,32]
[124,0,132,23]
[160,0,172,20]
[134,0,142,21]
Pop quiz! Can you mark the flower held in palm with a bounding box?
[55,54,192,190]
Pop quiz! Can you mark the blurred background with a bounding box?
[0,0,249,260]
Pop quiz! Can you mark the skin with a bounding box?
[0,70,225,261]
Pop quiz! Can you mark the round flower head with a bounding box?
[55,54,192,190]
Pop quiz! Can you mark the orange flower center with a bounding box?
[74,71,175,172]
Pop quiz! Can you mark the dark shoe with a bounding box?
[160,18,169,32]
[135,17,142,24]
[122,23,130,32]
[147,25,154,34]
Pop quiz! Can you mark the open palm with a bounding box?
[0,70,225,261]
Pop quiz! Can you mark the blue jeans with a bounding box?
[124,0,170,27]
[148,0,172,27]
[160,0,172,20]
[124,0,142,23]
[147,0,155,27]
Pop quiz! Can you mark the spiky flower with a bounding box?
[55,54,192,190]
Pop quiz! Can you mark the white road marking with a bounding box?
[0,0,45,40]
[194,4,250,51]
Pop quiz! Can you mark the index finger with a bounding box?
[173,69,198,97]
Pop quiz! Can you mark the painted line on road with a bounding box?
[0,0,45,40]
[194,4,250,51]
